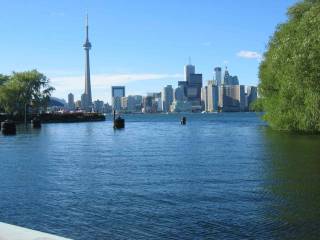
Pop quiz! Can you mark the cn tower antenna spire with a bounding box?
[85,14,89,41]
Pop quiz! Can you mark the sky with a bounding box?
[0,0,299,103]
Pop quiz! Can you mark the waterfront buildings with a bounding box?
[82,15,93,111]
[112,86,125,112]
[121,95,142,112]
[64,61,257,114]
[199,67,258,113]
[170,100,192,112]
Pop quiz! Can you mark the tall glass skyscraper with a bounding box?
[112,86,125,112]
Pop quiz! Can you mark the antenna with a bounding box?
[188,56,192,65]
[85,13,89,41]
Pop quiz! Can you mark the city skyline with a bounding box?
[0,0,298,102]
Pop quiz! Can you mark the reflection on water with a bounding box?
[263,129,320,239]
[0,113,319,239]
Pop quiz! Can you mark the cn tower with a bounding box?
[83,14,92,107]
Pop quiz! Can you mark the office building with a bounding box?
[246,86,258,110]
[222,85,246,112]
[240,85,246,111]
[81,93,90,111]
[207,81,219,112]
[215,67,222,86]
[184,64,195,83]
[162,85,174,112]
[174,86,186,102]
[142,96,153,113]
[224,67,231,85]
[170,100,193,113]
[112,86,125,112]
[93,100,104,113]
[201,86,208,111]
[68,93,75,111]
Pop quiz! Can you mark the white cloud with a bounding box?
[237,50,262,60]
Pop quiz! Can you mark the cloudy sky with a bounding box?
[0,0,298,102]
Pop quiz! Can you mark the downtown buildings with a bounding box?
[109,63,258,114]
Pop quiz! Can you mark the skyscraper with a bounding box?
[214,67,222,86]
[201,86,208,111]
[187,73,203,102]
[162,85,174,113]
[207,81,219,112]
[68,93,75,110]
[184,64,195,83]
[224,67,231,85]
[112,86,125,112]
[83,15,92,110]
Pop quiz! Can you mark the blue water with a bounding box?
[1,113,320,239]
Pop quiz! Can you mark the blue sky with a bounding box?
[0,0,298,102]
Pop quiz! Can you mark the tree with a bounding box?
[0,70,55,116]
[0,74,9,86]
[258,0,320,132]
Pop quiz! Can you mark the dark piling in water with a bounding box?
[181,116,187,125]
[31,117,41,129]
[113,110,125,129]
[1,120,16,135]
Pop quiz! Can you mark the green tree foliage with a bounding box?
[0,70,54,115]
[0,74,9,86]
[258,0,320,132]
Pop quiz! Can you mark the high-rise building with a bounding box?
[246,86,258,110]
[223,67,239,86]
[207,81,219,112]
[184,64,195,83]
[187,73,203,107]
[93,100,104,113]
[214,67,222,86]
[68,93,75,111]
[224,67,231,85]
[82,15,92,111]
[81,93,90,111]
[147,92,162,112]
[75,100,81,110]
[162,85,174,113]
[103,103,112,113]
[240,85,246,111]
[174,86,186,102]
[222,85,241,112]
[231,76,239,85]
[142,96,153,113]
[112,86,125,112]
[201,86,208,111]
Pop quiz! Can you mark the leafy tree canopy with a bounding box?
[0,70,55,115]
[258,0,320,132]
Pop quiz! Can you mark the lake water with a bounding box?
[0,113,320,239]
